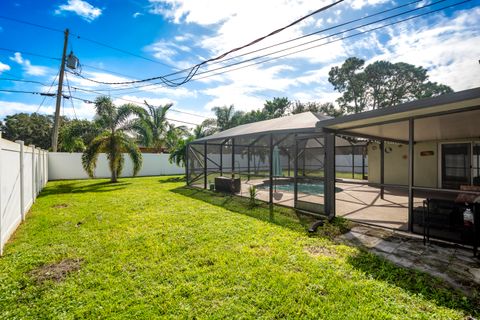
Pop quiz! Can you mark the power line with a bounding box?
[70,86,208,120]
[70,33,179,70]
[86,0,463,94]
[69,0,344,87]
[205,0,426,65]
[64,72,78,120]
[187,0,472,82]
[0,89,56,96]
[0,77,52,86]
[0,15,179,70]
[1,87,202,125]
[0,15,63,33]
[36,71,60,113]
[0,75,208,119]
[0,47,61,61]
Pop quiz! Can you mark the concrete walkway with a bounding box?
[336,225,480,296]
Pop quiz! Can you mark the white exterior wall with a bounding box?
[48,152,184,180]
[0,137,48,255]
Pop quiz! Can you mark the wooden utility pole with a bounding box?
[51,28,69,152]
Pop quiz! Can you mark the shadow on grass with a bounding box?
[158,176,185,184]
[171,186,330,234]
[347,249,480,317]
[39,180,130,197]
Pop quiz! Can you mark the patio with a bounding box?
[239,179,411,230]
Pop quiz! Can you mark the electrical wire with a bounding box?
[68,0,344,87]
[84,0,466,93]
[0,76,208,119]
[64,72,78,120]
[69,86,208,121]
[0,47,61,61]
[0,77,52,86]
[0,88,202,125]
[0,15,179,70]
[187,0,472,82]
[36,71,60,113]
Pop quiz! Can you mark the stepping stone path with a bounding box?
[336,225,480,296]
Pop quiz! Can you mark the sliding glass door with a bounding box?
[441,143,471,189]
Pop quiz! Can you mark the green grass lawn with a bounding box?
[0,176,477,319]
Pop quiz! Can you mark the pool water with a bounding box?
[257,182,340,195]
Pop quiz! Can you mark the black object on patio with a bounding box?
[214,176,241,193]
[422,199,479,256]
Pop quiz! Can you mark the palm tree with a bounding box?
[82,96,144,183]
[193,118,217,138]
[134,101,172,152]
[212,105,238,131]
[168,136,193,167]
[165,123,189,152]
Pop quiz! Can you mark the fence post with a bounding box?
[36,148,41,195]
[45,151,49,185]
[0,132,3,256]
[31,145,36,202]
[16,140,25,221]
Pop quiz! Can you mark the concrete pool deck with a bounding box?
[239,179,412,230]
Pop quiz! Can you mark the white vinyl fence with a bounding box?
[0,134,48,255]
[48,152,184,180]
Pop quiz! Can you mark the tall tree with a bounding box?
[263,97,291,119]
[328,57,453,114]
[1,113,53,149]
[82,96,144,183]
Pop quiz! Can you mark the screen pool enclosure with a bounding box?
[186,88,480,250]
[186,111,367,216]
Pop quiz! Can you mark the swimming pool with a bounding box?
[257,182,341,195]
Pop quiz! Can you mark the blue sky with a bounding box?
[0,0,479,127]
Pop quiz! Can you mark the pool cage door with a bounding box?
[294,135,326,215]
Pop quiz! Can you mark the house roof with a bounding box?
[316,87,480,142]
[193,112,330,143]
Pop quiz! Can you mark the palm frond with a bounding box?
[120,133,143,176]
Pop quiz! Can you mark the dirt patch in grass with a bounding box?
[29,258,83,283]
[305,246,338,258]
[52,203,69,209]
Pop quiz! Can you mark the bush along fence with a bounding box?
[0,133,48,255]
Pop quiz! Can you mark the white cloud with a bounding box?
[0,61,11,74]
[133,12,143,18]
[145,39,192,68]
[9,52,49,76]
[55,0,102,22]
[349,0,391,10]
[369,7,480,90]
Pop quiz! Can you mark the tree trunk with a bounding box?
[111,168,117,183]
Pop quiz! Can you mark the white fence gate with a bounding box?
[0,134,48,255]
